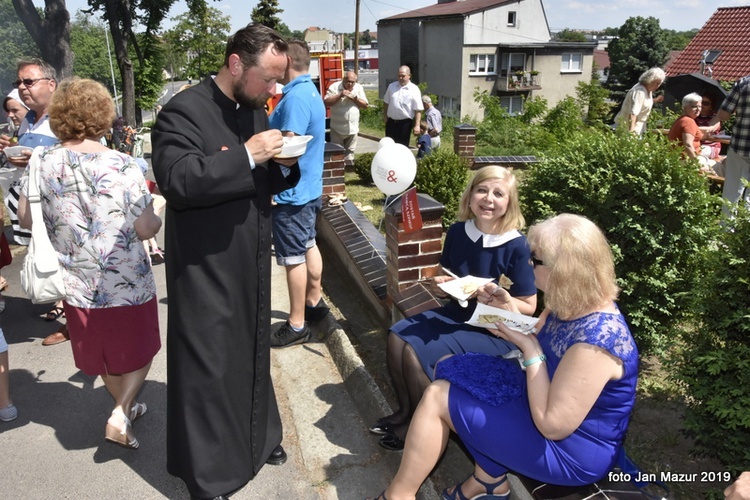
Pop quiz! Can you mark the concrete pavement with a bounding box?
[0,133,416,499]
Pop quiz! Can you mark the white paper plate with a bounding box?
[466,302,537,334]
[275,135,313,158]
[437,275,494,302]
[4,145,31,158]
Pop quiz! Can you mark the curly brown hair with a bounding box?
[48,78,115,142]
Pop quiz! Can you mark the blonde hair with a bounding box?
[527,214,619,320]
[48,78,115,142]
[457,166,525,233]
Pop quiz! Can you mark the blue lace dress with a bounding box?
[390,220,537,379]
[436,310,638,486]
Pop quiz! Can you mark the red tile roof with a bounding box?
[666,6,750,82]
[380,0,517,22]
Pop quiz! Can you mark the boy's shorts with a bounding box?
[272,197,322,266]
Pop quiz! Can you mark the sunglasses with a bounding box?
[530,253,544,267]
[13,77,51,88]
[701,101,711,106]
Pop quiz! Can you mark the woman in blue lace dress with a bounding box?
[369,214,639,499]
[371,166,537,451]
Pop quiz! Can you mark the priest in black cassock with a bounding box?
[151,24,300,500]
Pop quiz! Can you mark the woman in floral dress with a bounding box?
[18,78,162,449]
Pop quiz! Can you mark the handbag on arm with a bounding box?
[20,146,67,304]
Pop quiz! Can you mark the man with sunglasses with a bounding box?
[0,59,68,346]
[324,70,368,165]
[0,59,59,246]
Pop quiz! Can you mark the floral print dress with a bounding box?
[21,145,155,309]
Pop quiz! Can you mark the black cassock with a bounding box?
[152,78,300,498]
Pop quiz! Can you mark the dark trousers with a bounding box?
[386,118,414,147]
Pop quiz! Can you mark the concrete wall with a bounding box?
[378,24,402,92]
[465,1,550,45]
[532,49,595,110]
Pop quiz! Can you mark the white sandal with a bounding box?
[105,409,139,449]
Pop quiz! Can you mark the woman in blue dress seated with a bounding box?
[369,214,639,499]
[371,166,538,451]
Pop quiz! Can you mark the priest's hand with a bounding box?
[245,129,284,164]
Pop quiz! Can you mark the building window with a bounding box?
[469,54,497,75]
[561,53,583,72]
[440,96,459,118]
[500,53,525,76]
[499,96,523,115]
[507,11,516,27]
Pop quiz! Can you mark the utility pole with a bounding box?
[354,0,360,74]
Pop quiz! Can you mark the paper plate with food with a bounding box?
[466,302,537,334]
[437,275,494,303]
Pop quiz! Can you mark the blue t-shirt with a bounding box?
[269,74,326,205]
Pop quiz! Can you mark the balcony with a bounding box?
[497,71,542,92]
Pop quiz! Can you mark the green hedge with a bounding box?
[519,131,720,356]
[674,204,750,473]
[414,148,470,228]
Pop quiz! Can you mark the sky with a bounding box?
[59,0,743,35]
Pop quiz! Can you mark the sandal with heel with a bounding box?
[105,409,139,449]
[130,402,147,423]
[442,473,509,500]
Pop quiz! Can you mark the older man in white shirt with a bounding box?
[324,71,369,165]
[383,65,423,147]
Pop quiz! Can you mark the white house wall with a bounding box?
[464,2,551,45]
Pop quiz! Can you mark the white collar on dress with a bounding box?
[464,219,522,248]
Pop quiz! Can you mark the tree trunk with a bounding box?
[12,0,73,79]
[103,0,135,125]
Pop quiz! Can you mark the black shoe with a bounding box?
[368,419,394,436]
[270,320,311,348]
[378,432,405,452]
[266,444,287,466]
[304,297,330,323]
[191,495,229,500]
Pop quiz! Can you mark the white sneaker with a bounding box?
[0,403,17,422]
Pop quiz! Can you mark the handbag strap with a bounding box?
[26,147,60,273]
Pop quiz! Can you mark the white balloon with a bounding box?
[371,144,417,196]
[378,137,395,149]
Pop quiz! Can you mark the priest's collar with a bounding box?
[208,76,242,111]
[464,219,521,248]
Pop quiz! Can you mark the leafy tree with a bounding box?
[576,68,613,126]
[251,0,283,31]
[165,3,231,81]
[0,0,38,89]
[277,22,304,40]
[11,0,73,79]
[663,28,698,51]
[606,16,669,88]
[70,12,120,91]
[555,28,586,42]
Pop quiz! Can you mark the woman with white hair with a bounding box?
[668,92,721,173]
[614,67,666,136]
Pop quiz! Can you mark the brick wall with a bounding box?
[322,142,346,202]
[384,194,445,319]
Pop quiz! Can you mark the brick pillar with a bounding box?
[322,142,346,203]
[453,123,476,159]
[385,194,445,305]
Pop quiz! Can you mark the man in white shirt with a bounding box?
[324,71,368,165]
[382,65,423,147]
[422,95,442,150]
